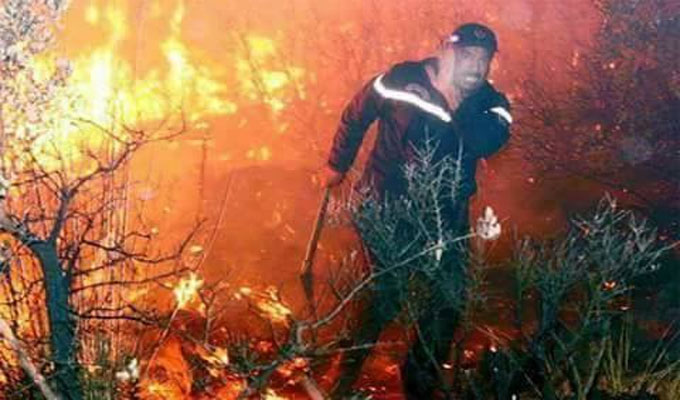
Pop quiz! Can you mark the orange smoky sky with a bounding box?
[51,0,601,302]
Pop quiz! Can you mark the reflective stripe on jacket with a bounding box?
[328,58,511,199]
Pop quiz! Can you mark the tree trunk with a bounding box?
[32,241,83,400]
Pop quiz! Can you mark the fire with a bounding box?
[256,287,293,324]
[212,347,230,365]
[84,3,98,24]
[22,0,240,172]
[71,1,237,124]
[9,0,308,174]
[140,337,192,400]
[209,379,247,400]
[141,382,183,400]
[173,272,203,309]
[276,356,310,387]
[236,35,305,113]
[189,245,204,255]
[234,286,293,324]
[247,146,273,161]
[196,345,230,367]
[264,389,287,400]
[256,300,292,324]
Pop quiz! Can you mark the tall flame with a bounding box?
[18,0,308,173]
[236,35,305,113]
[73,1,237,125]
[26,0,241,171]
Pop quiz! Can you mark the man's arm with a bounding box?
[327,76,383,175]
[463,93,512,158]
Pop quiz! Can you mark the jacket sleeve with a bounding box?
[463,92,512,158]
[327,75,382,173]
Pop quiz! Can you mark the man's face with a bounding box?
[450,46,492,93]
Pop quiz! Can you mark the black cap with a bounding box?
[447,23,498,53]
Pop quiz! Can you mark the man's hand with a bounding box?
[319,165,345,188]
[427,48,463,112]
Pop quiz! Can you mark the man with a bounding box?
[322,23,512,398]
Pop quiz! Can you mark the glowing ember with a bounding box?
[263,388,287,400]
[246,146,273,161]
[210,379,247,399]
[255,340,275,354]
[213,347,230,365]
[292,357,308,369]
[197,345,230,367]
[189,245,204,255]
[173,272,203,309]
[142,382,180,399]
[277,363,295,378]
[276,357,309,380]
[384,364,399,375]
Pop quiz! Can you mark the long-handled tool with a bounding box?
[299,186,331,317]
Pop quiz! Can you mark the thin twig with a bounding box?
[0,317,59,400]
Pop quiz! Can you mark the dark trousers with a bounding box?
[334,205,469,399]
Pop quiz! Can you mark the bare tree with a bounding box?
[0,112,201,399]
[0,2,203,398]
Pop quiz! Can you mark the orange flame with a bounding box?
[235,286,293,324]
[196,345,230,367]
[256,286,293,324]
[141,382,185,400]
[16,0,307,174]
[236,35,305,113]
[209,379,247,400]
[24,0,242,172]
[140,338,192,400]
[70,1,237,125]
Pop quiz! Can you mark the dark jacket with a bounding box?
[327,58,512,201]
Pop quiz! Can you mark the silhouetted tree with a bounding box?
[517,0,680,235]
